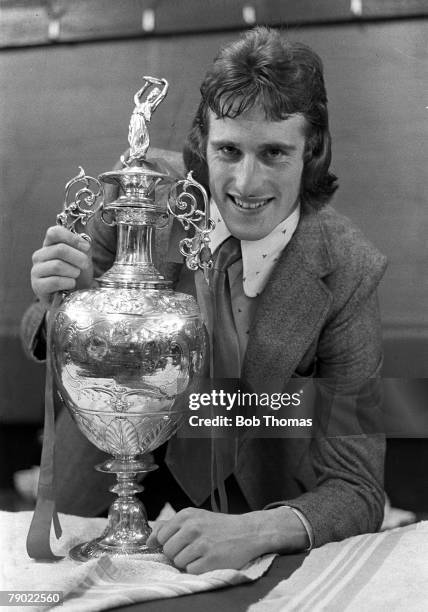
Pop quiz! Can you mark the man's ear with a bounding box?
[301,128,337,208]
[303,131,321,164]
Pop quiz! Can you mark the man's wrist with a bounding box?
[266,506,311,553]
[282,506,313,551]
[246,507,311,556]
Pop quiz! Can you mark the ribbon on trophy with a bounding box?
[26,293,64,560]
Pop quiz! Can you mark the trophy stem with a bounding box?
[99,222,169,288]
[69,459,166,562]
[116,223,155,266]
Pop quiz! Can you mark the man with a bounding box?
[24,27,386,573]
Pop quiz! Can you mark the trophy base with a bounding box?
[69,536,167,563]
[69,457,169,563]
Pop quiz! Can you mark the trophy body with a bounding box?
[48,78,213,561]
[54,288,204,463]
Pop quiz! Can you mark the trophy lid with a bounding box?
[100,158,173,186]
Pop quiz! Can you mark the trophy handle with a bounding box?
[167,171,215,280]
[56,166,103,240]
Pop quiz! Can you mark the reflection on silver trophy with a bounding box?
[51,76,213,561]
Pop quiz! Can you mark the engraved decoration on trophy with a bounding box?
[47,76,213,562]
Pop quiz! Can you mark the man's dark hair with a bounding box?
[183,26,338,209]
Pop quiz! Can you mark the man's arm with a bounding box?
[281,288,386,548]
[266,237,387,548]
[147,505,308,574]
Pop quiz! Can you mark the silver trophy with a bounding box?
[50,77,213,561]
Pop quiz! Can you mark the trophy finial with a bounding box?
[124,76,169,167]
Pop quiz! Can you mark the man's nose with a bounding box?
[233,155,262,196]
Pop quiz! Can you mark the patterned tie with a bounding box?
[166,236,242,509]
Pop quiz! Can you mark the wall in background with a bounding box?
[2,0,426,48]
[1,18,427,421]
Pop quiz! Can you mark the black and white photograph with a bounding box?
[1,1,427,610]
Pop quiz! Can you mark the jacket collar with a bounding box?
[290,202,334,278]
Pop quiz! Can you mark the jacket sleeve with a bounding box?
[20,299,48,362]
[269,252,388,548]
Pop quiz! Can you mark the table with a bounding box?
[112,553,307,612]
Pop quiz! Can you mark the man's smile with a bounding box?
[228,195,273,211]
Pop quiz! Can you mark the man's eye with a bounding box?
[219,146,240,159]
[263,148,286,161]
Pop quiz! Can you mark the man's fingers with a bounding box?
[32,243,91,270]
[171,542,204,570]
[147,517,206,570]
[31,234,93,303]
[42,225,91,251]
[32,260,82,280]
[158,528,201,562]
[185,557,221,575]
[146,519,167,545]
[32,276,77,296]
[147,519,181,548]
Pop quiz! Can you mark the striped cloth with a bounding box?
[249,521,428,612]
[0,511,275,611]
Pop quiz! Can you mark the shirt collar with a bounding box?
[209,199,301,297]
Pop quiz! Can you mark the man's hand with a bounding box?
[31,226,94,307]
[147,506,309,574]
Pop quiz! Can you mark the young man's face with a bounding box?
[206,107,306,240]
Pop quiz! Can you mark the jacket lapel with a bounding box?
[243,205,333,391]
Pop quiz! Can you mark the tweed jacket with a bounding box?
[21,152,387,549]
